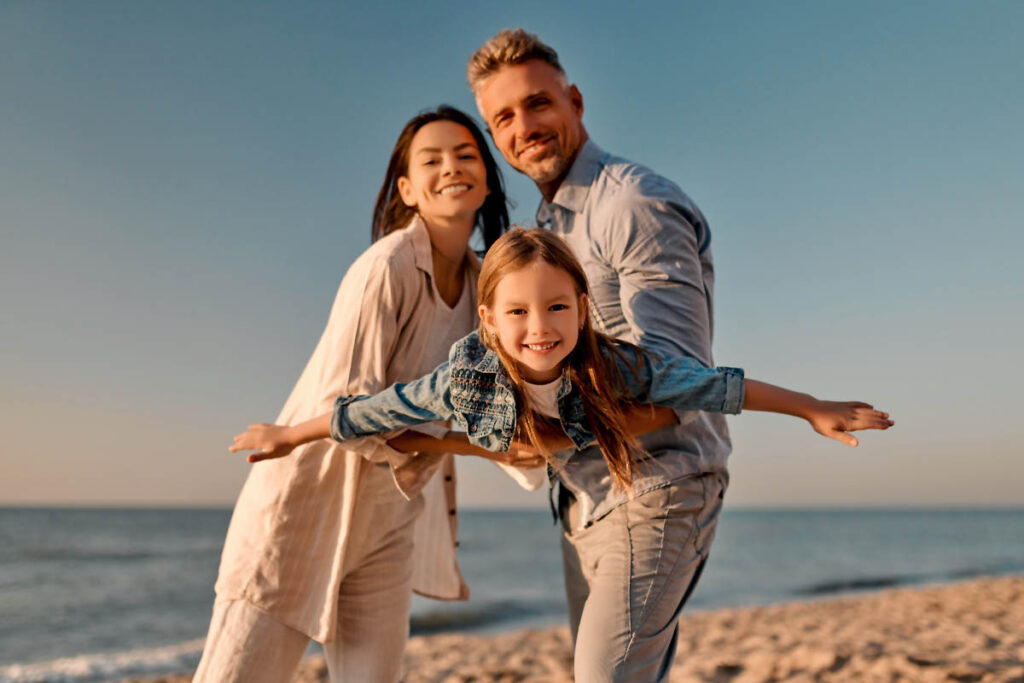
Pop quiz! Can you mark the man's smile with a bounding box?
[518,135,555,160]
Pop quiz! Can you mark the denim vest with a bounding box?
[331,331,744,473]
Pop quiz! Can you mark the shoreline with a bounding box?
[125,575,1024,682]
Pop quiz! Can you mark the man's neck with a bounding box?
[537,132,589,203]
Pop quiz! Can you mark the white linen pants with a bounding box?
[194,464,424,682]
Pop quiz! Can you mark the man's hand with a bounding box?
[230,423,298,463]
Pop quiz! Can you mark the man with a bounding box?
[469,30,730,681]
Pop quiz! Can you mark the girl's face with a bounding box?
[480,259,587,383]
[398,120,489,226]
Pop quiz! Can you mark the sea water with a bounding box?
[1,507,1022,682]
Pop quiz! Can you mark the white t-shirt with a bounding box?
[523,376,562,419]
[410,274,475,440]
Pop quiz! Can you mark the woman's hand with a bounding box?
[804,401,894,447]
[230,423,298,463]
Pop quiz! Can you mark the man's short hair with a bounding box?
[467,29,567,94]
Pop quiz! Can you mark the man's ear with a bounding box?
[397,176,416,208]
[568,84,584,119]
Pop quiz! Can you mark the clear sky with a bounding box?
[2,1,1021,508]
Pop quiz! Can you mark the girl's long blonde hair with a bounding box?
[477,228,649,492]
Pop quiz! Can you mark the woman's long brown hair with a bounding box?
[371,105,509,248]
[477,228,649,492]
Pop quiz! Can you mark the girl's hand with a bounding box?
[804,401,894,447]
[229,423,297,463]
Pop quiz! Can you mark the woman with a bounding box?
[194,106,530,682]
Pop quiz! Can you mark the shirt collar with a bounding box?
[536,139,605,222]
[407,214,482,279]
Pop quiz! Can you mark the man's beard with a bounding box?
[518,151,569,185]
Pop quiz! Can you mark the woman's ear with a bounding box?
[577,293,588,329]
[397,176,416,208]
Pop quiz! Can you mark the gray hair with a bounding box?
[467,29,568,95]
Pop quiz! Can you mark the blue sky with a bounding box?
[2,1,1021,507]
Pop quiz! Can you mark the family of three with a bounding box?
[195,29,893,682]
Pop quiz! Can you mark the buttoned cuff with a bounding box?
[719,367,745,414]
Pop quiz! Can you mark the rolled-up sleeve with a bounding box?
[330,362,455,442]
[615,347,745,415]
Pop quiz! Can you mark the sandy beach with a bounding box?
[134,575,1023,682]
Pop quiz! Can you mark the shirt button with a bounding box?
[454,541,460,548]
[444,475,452,482]
[449,509,456,516]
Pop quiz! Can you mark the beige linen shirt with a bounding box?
[214,216,474,643]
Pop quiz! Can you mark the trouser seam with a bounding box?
[620,476,707,668]
[617,503,637,671]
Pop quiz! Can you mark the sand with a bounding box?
[133,575,1024,682]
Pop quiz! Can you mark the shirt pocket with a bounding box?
[464,413,497,438]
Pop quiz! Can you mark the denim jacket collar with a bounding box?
[452,330,503,374]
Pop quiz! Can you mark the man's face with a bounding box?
[475,60,585,191]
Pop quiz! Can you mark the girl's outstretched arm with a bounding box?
[232,361,457,463]
[742,379,893,446]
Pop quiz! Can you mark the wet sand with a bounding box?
[133,575,1024,682]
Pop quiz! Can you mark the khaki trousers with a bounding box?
[194,464,424,682]
[560,472,726,683]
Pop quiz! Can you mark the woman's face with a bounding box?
[398,120,490,227]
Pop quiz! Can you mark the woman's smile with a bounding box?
[438,182,472,197]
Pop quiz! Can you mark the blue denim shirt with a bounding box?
[331,331,744,462]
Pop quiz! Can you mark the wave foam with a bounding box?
[0,639,203,683]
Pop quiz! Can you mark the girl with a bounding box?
[232,228,892,494]
[197,106,539,683]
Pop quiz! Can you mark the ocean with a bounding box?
[1,506,1022,682]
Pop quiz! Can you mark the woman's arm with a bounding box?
[524,403,679,453]
[742,379,893,447]
[386,431,547,468]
